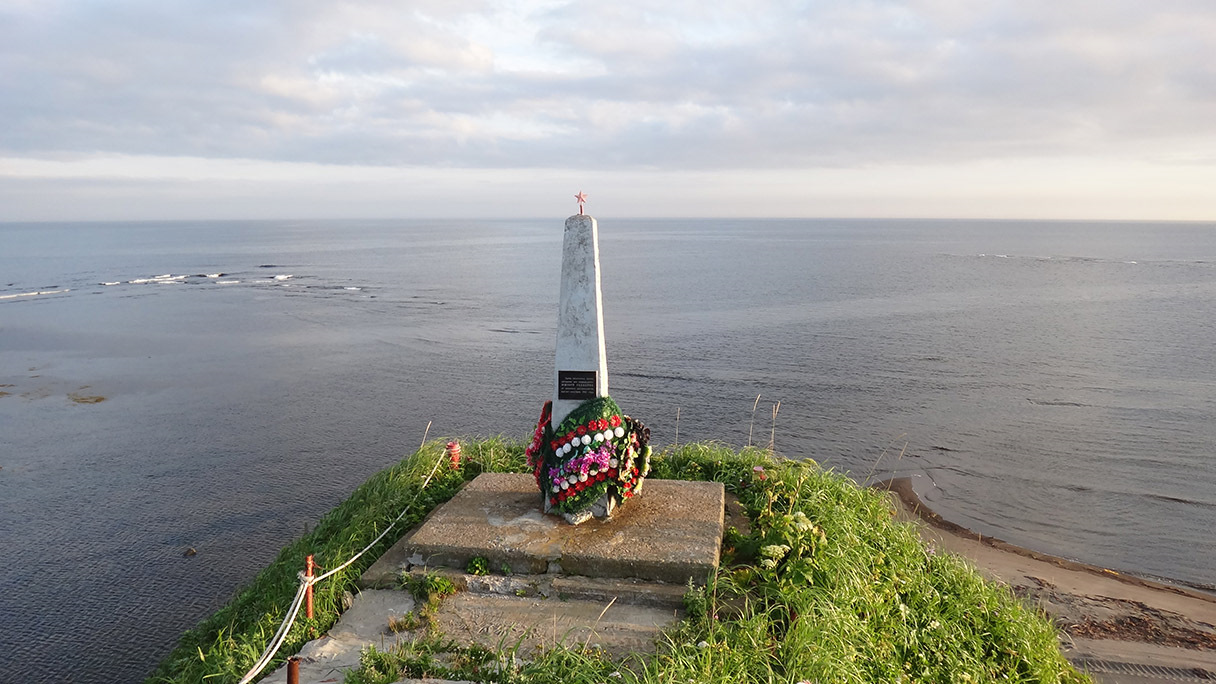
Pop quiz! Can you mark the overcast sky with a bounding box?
[2,0,1214,220]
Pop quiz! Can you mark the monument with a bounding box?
[358,195,724,593]
[524,193,651,525]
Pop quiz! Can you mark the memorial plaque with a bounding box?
[557,370,597,400]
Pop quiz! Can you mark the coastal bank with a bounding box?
[150,439,1186,684]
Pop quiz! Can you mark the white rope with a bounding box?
[232,449,446,683]
[314,454,443,583]
[236,579,309,684]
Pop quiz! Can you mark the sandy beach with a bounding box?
[877,478,1216,681]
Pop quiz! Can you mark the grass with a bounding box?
[142,436,525,684]
[147,439,1089,684]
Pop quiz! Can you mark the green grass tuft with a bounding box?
[402,571,459,606]
[467,555,492,576]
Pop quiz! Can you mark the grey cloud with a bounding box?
[2,0,1214,170]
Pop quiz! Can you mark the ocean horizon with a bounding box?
[2,217,1214,682]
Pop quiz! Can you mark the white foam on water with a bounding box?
[129,274,186,284]
[0,288,71,300]
[102,282,121,286]
[273,274,293,281]
[217,280,239,284]
[344,287,362,291]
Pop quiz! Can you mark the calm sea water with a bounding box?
[2,218,1215,682]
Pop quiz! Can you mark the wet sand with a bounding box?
[876,478,1216,681]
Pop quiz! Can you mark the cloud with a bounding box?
[2,0,1215,218]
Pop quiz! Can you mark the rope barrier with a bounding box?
[236,580,308,684]
[233,452,447,684]
[314,454,443,583]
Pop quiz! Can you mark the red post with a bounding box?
[287,656,300,684]
[446,441,462,470]
[304,555,315,620]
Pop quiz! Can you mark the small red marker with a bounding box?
[575,191,587,214]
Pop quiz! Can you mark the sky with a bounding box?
[2,0,1214,221]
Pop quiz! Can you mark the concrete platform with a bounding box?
[362,473,724,586]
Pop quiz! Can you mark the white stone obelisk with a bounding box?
[552,213,609,428]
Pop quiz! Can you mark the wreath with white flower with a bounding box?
[525,396,651,519]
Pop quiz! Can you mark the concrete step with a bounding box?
[261,585,681,684]
[395,565,689,610]
[427,591,679,659]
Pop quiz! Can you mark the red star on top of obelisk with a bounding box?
[575,191,587,215]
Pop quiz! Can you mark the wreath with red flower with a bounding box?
[526,395,650,518]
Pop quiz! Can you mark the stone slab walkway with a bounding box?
[260,585,680,684]
[264,474,718,684]
[260,589,416,684]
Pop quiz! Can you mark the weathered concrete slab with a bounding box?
[362,473,723,586]
[260,589,416,684]
[387,566,687,610]
[429,592,678,659]
[260,586,675,683]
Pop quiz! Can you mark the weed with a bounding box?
[402,571,458,606]
[466,556,490,576]
[386,613,420,633]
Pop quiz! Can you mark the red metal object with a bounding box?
[446,441,462,469]
[304,555,315,619]
[287,656,300,684]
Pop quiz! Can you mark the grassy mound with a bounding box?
[143,437,526,683]
[148,440,1089,684]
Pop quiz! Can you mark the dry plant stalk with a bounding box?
[420,420,432,450]
[769,401,781,451]
[748,394,762,447]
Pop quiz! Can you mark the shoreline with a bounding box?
[876,477,1216,602]
[875,477,1216,676]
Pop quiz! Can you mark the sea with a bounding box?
[2,218,1214,682]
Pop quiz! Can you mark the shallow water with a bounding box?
[2,218,1214,682]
